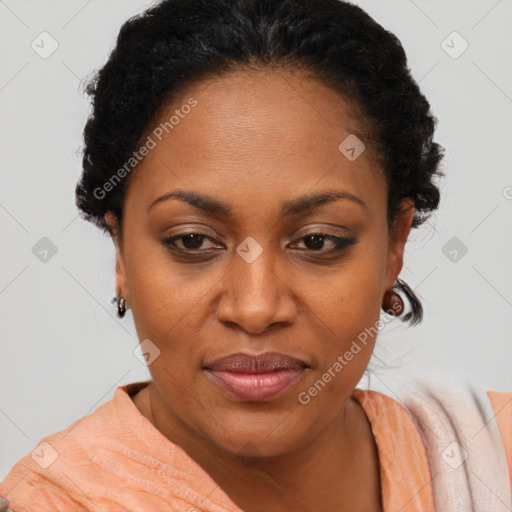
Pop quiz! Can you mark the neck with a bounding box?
[135,381,382,512]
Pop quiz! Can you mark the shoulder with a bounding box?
[0,384,136,512]
[356,380,512,502]
[352,387,436,510]
[487,390,512,490]
[355,386,511,461]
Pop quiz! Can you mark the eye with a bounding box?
[162,231,357,256]
[162,233,220,252]
[289,232,357,253]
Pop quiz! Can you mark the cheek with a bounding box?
[122,224,197,320]
[314,244,385,329]
[307,245,386,380]
[123,240,224,378]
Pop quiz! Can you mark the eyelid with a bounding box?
[163,225,224,242]
[164,225,351,244]
[288,224,352,241]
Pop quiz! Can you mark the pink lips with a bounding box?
[203,351,309,401]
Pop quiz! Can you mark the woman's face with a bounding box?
[106,68,414,457]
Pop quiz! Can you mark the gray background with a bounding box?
[1,0,511,480]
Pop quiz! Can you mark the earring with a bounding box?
[111,296,126,318]
[381,278,405,317]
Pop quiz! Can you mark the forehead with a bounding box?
[125,68,387,222]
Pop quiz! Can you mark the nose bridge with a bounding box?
[234,244,279,298]
[234,237,282,302]
[217,241,296,332]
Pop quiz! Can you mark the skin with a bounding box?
[105,67,414,512]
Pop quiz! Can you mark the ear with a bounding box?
[384,198,415,291]
[104,212,128,300]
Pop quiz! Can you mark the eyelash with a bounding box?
[162,232,356,255]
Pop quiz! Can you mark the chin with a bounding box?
[203,412,311,459]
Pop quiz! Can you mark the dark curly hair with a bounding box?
[75,0,445,326]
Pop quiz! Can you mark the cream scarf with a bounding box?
[397,379,511,511]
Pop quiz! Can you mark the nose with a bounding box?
[216,249,297,335]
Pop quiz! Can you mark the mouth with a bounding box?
[203,351,309,402]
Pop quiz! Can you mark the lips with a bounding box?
[203,351,309,373]
[203,352,309,401]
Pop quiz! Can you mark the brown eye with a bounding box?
[303,234,326,250]
[180,233,207,250]
[162,233,219,252]
[291,233,357,253]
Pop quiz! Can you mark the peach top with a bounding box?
[0,381,510,512]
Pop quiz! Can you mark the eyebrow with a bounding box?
[147,188,367,217]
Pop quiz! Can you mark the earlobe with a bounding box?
[115,252,125,285]
[113,243,127,297]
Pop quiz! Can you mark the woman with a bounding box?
[0,0,510,510]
